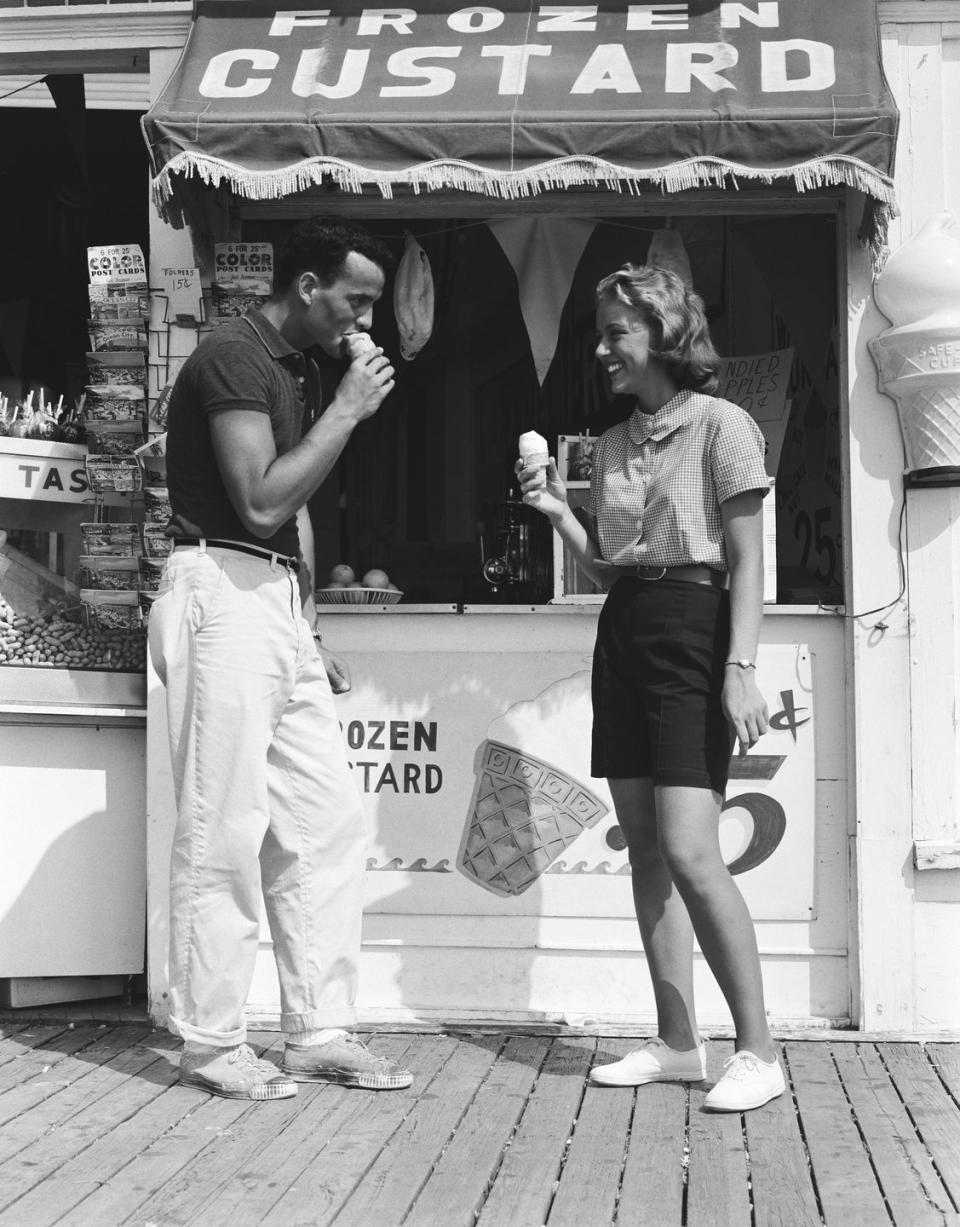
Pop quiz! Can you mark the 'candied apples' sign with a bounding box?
[143,0,898,227]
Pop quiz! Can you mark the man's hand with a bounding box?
[335,346,395,423]
[321,647,352,694]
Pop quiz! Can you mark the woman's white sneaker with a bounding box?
[704,1050,785,1111]
[590,1038,707,1087]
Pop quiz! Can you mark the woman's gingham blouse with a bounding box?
[586,390,770,572]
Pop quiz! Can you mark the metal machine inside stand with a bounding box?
[481,492,550,603]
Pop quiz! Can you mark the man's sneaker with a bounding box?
[704,1050,785,1111]
[179,1043,298,1100]
[282,1033,413,1090]
[590,1037,707,1087]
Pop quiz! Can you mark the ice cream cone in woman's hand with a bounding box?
[518,430,550,471]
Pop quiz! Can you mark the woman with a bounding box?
[517,264,783,1112]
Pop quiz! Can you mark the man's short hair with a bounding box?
[276,216,393,288]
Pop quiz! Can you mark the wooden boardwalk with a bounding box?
[0,1022,958,1226]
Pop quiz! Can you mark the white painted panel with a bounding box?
[0,723,146,976]
[148,610,848,1028]
[943,33,960,216]
[245,946,850,1031]
[906,488,960,848]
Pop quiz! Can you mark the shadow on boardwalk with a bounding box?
[0,1021,958,1226]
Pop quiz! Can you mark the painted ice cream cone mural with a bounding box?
[458,674,611,897]
[869,211,960,480]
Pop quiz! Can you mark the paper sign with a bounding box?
[213,243,273,294]
[717,348,795,476]
[87,244,147,285]
[160,266,202,322]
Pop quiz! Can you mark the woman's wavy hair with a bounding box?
[595,264,720,394]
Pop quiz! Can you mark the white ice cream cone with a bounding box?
[518,430,549,471]
[871,212,960,475]
[869,328,960,471]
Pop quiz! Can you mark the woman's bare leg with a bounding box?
[608,777,700,1052]
[655,784,774,1059]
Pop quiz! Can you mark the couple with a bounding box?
[151,215,782,1114]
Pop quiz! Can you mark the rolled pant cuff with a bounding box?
[281,1006,357,1033]
[169,1014,247,1048]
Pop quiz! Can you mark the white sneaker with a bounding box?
[590,1038,707,1087]
[704,1050,785,1111]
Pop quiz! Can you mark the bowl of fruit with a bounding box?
[316,564,403,605]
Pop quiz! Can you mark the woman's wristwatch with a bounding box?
[724,658,756,670]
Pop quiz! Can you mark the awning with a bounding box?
[143,0,898,245]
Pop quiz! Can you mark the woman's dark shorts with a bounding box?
[591,576,735,794]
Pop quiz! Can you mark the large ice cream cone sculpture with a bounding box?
[869,212,960,478]
[458,673,610,897]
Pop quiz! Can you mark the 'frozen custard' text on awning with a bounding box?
[142,1,898,242]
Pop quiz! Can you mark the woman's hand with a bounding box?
[514,457,569,523]
[722,669,769,753]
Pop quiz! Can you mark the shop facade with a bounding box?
[0,1,958,1035]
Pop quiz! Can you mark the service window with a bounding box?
[250,210,843,608]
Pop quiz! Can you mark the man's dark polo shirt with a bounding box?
[165,311,321,558]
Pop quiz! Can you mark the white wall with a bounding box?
[848,8,960,1034]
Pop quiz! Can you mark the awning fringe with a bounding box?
[152,151,897,259]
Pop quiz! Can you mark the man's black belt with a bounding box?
[172,537,300,573]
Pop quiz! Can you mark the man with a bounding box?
[148,217,411,1100]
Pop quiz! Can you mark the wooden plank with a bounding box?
[0,1026,29,1063]
[147,1034,433,1227]
[0,1032,183,1227]
[686,1041,751,1227]
[302,1035,502,1227]
[617,1080,687,1227]
[545,1038,638,1227]
[81,1031,294,1224]
[405,1035,551,1227]
[0,1027,153,1165]
[0,1026,163,1214]
[744,1046,824,1227]
[880,1042,960,1207]
[243,1035,475,1226]
[476,1036,595,1227]
[927,1042,960,1101]
[0,1025,83,1095]
[833,1043,955,1227]
[785,1042,890,1227]
[54,1088,268,1227]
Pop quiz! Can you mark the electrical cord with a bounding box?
[818,485,907,630]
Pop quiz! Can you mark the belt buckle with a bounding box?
[636,565,667,581]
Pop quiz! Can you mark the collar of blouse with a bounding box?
[627,388,700,445]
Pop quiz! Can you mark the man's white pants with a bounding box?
[148,544,366,1047]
